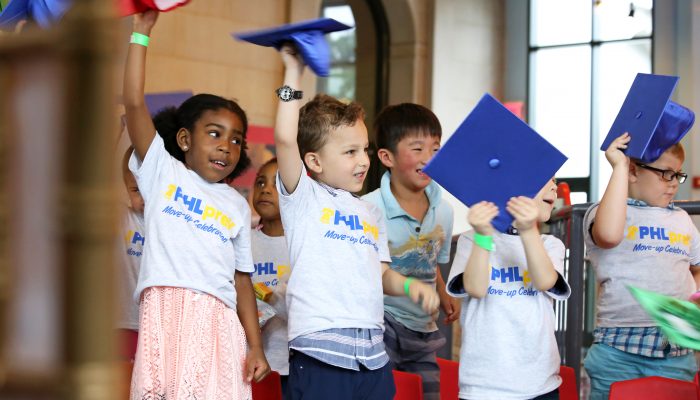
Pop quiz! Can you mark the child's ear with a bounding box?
[628,162,638,183]
[176,128,192,152]
[376,148,394,169]
[304,152,323,174]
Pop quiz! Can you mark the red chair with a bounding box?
[559,365,578,400]
[609,376,698,400]
[393,370,423,400]
[436,357,459,400]
[252,370,282,400]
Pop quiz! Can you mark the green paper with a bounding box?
[629,286,700,350]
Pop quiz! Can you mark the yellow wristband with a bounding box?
[130,32,150,47]
[404,277,415,297]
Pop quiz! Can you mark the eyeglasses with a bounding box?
[635,163,687,184]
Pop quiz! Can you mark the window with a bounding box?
[317,1,357,101]
[529,0,653,202]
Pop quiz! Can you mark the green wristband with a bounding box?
[130,32,150,47]
[473,233,494,251]
[404,277,415,297]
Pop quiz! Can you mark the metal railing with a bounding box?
[547,200,700,392]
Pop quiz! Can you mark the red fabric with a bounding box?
[116,0,190,16]
[393,370,423,400]
[117,329,139,361]
[609,376,698,400]
[117,0,155,16]
[251,370,283,400]
[436,357,458,400]
[559,365,579,400]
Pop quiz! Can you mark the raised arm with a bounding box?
[591,133,631,248]
[274,45,305,194]
[123,11,159,161]
[507,197,558,291]
[462,201,498,298]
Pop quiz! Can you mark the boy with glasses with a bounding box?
[584,126,700,399]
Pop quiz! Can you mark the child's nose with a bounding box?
[217,140,231,153]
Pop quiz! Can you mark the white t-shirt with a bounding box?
[251,228,291,375]
[584,203,700,327]
[277,166,392,340]
[129,134,254,310]
[447,232,571,400]
[116,207,144,330]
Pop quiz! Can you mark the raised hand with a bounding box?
[133,9,159,35]
[605,132,631,169]
[506,196,539,232]
[467,201,498,236]
[280,43,305,74]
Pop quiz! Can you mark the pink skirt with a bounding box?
[130,286,251,400]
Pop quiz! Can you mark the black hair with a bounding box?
[258,157,278,173]
[152,93,251,181]
[374,103,442,153]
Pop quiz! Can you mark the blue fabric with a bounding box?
[593,326,691,359]
[0,0,72,30]
[422,93,567,232]
[599,73,694,163]
[362,171,453,332]
[627,197,676,210]
[383,312,445,400]
[287,350,395,400]
[584,343,697,400]
[643,100,694,163]
[233,18,352,77]
[288,328,389,371]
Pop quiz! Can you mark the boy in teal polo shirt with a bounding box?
[363,103,457,400]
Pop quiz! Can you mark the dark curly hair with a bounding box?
[152,93,251,181]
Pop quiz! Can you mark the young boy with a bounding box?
[446,178,571,400]
[274,45,440,400]
[583,133,700,400]
[362,103,457,400]
[250,158,292,393]
[117,147,145,361]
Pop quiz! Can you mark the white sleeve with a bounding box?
[688,214,700,267]
[233,204,255,273]
[276,163,313,220]
[372,203,392,263]
[446,233,474,298]
[543,235,571,300]
[128,133,172,203]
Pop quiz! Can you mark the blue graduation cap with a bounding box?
[233,17,353,77]
[0,0,72,30]
[600,73,695,163]
[145,90,192,117]
[423,94,568,233]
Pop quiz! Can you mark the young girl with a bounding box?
[117,147,145,363]
[250,158,292,394]
[446,179,571,400]
[124,11,269,398]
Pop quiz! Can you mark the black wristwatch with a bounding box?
[276,85,303,102]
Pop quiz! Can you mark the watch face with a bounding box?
[279,86,292,101]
